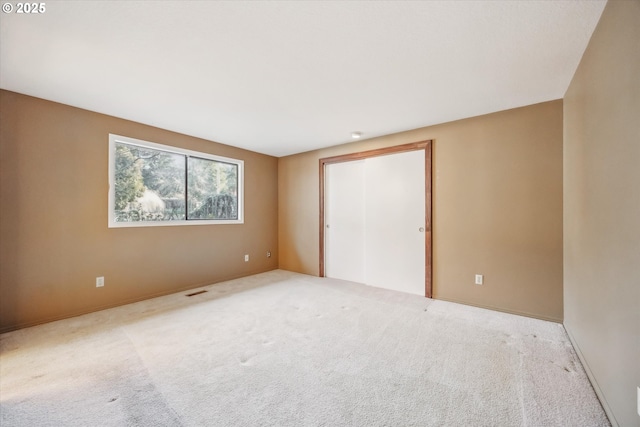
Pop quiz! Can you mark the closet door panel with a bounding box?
[364,150,425,295]
[325,160,366,283]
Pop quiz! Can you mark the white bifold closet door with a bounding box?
[325,149,425,296]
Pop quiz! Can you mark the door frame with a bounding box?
[319,140,433,298]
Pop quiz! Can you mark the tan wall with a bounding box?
[563,1,640,426]
[279,100,564,322]
[0,90,279,332]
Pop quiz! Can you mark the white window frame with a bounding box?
[108,134,244,228]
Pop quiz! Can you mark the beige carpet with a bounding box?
[1,270,609,426]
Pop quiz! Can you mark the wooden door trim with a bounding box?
[319,140,433,298]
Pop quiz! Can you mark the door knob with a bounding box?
[419,227,425,232]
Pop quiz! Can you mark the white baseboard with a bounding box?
[563,323,618,427]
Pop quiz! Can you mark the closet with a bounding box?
[321,142,432,297]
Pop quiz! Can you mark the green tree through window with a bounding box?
[188,157,238,220]
[110,136,242,226]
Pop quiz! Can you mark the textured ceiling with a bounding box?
[0,1,605,157]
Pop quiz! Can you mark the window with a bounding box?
[108,134,243,227]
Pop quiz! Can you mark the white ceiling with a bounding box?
[0,1,605,157]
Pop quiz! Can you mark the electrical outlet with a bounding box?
[267,251,271,258]
[244,254,249,262]
[96,276,104,287]
[475,274,483,285]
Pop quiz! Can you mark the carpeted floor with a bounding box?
[0,270,609,426]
